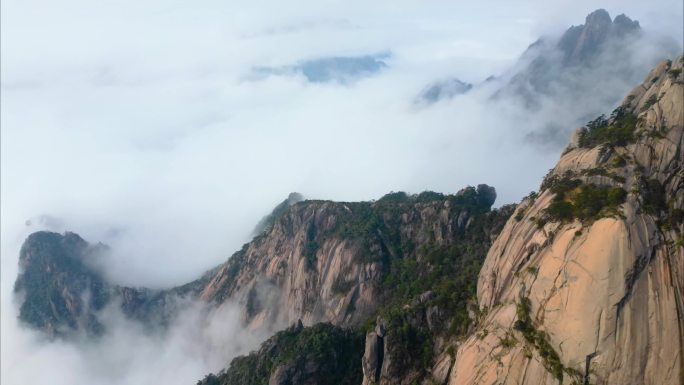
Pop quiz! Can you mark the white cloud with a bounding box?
[2,294,268,385]
[1,1,682,384]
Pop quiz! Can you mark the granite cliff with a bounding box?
[448,55,684,385]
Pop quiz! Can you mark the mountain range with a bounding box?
[11,9,684,385]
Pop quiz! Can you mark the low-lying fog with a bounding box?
[2,0,682,384]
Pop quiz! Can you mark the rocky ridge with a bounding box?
[14,185,512,340]
[198,185,507,331]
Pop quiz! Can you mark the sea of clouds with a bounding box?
[2,0,682,384]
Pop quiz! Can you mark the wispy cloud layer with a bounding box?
[1,1,682,384]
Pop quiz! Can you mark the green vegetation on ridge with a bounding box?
[536,174,626,227]
[201,186,514,385]
[577,106,638,148]
[198,323,363,385]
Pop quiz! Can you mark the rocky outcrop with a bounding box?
[198,186,508,331]
[14,232,110,337]
[14,186,513,340]
[360,295,460,385]
[417,78,473,104]
[449,55,684,385]
[13,185,516,385]
[488,9,679,148]
[184,185,513,385]
[14,232,211,337]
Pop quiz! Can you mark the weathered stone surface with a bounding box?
[198,188,505,333]
[362,330,383,385]
[16,185,509,343]
[449,55,684,385]
[432,353,454,385]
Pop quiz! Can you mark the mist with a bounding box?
[1,0,682,384]
[3,295,270,385]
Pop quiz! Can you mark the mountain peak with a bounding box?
[613,13,640,32]
[14,231,109,338]
[558,9,641,65]
[585,8,612,26]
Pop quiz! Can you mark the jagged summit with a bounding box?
[586,8,611,22]
[423,9,647,107]
[490,8,678,148]
[558,9,640,65]
[508,9,644,100]
[613,13,640,34]
[14,231,208,338]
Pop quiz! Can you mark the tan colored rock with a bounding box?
[362,327,384,385]
[197,193,503,334]
[449,55,684,385]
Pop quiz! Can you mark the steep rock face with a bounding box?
[13,187,515,385]
[449,56,684,385]
[360,297,459,385]
[198,186,506,331]
[197,187,512,385]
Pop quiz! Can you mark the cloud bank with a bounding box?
[1,0,682,384]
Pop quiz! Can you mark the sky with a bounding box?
[1,1,682,384]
